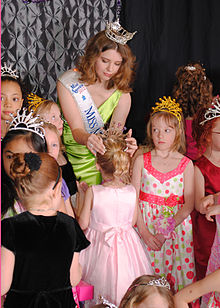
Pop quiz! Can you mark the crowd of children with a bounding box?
[1,20,220,308]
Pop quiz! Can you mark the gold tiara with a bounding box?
[105,19,137,45]
[27,93,47,112]
[200,96,220,125]
[152,96,182,125]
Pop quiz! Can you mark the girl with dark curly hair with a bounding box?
[172,62,213,160]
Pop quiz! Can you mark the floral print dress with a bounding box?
[139,152,196,292]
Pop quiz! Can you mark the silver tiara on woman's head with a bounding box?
[200,96,220,125]
[7,108,45,140]
[1,62,19,79]
[105,19,137,45]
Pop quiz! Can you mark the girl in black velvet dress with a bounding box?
[1,152,90,308]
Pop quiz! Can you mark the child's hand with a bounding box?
[142,231,164,251]
[77,181,89,193]
[199,195,214,214]
[205,205,220,222]
[154,233,166,247]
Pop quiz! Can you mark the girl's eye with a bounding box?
[115,62,121,66]
[13,97,21,102]
[6,154,13,159]
[51,116,56,121]
[1,97,4,101]
[153,128,158,133]
[52,143,58,148]
[165,129,170,133]
[102,58,108,63]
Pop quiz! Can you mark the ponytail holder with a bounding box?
[24,153,42,172]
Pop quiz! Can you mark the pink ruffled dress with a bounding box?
[139,152,196,293]
[79,184,153,306]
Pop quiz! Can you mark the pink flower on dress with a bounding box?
[164,193,179,207]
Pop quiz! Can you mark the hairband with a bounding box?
[52,167,61,190]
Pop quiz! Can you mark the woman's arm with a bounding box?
[194,165,205,212]
[173,160,194,226]
[78,186,93,230]
[1,246,15,295]
[174,268,220,308]
[57,81,105,155]
[110,92,131,129]
[70,252,82,287]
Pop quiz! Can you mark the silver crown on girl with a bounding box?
[200,96,220,125]
[146,277,170,289]
[7,108,45,140]
[105,19,137,45]
[1,63,19,79]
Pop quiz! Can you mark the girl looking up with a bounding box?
[1,152,90,308]
[192,97,220,282]
[132,97,196,294]
[78,129,152,306]
[57,21,137,185]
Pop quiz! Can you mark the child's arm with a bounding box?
[70,252,82,287]
[1,246,15,295]
[194,165,205,213]
[65,197,75,218]
[78,186,93,230]
[173,160,194,226]
[131,156,163,251]
[174,268,220,308]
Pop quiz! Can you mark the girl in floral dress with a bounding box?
[132,96,196,294]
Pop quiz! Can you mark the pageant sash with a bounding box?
[58,69,104,134]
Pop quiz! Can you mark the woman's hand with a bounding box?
[86,134,106,155]
[199,194,215,214]
[205,205,220,222]
[125,129,138,157]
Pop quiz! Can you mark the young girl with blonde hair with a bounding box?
[119,275,174,308]
[78,129,152,306]
[132,97,196,294]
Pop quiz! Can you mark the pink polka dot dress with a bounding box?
[139,152,196,292]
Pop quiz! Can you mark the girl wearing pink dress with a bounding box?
[78,129,152,307]
[132,97,196,295]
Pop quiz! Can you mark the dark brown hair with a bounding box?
[76,31,136,92]
[10,152,60,207]
[172,62,213,118]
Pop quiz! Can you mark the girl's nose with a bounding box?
[4,97,11,107]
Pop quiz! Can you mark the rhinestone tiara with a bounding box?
[27,92,48,112]
[152,96,182,125]
[200,96,220,125]
[105,19,137,45]
[1,62,19,79]
[131,277,170,290]
[7,108,45,140]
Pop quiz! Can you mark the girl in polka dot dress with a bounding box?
[132,96,196,294]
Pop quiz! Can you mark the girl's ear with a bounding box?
[52,180,62,198]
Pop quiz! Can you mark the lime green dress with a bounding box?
[62,90,122,186]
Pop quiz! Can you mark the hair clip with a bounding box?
[1,62,19,79]
[105,19,137,45]
[200,96,220,125]
[185,65,196,71]
[7,108,45,140]
[24,152,42,172]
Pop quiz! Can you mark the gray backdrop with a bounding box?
[1,0,118,101]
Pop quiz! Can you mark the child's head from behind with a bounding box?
[10,152,61,209]
[33,99,63,136]
[192,96,220,153]
[2,130,47,179]
[172,62,213,118]
[146,97,185,154]
[119,275,174,308]
[1,77,24,121]
[96,129,130,183]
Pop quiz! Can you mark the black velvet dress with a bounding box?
[1,211,90,308]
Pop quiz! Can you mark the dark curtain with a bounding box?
[121,0,220,143]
